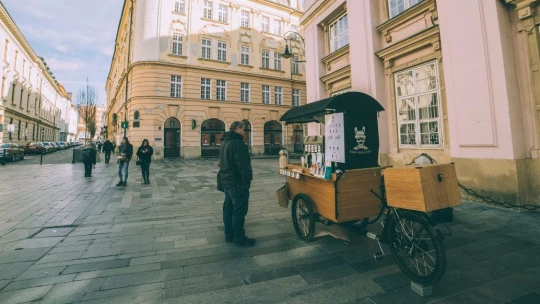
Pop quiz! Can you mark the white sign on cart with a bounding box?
[325,113,345,163]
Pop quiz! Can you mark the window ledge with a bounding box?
[262,32,283,39]
[168,54,188,59]
[240,26,251,30]
[238,64,253,68]
[172,11,186,16]
[259,67,286,74]
[201,17,229,26]
[377,0,435,34]
[292,73,303,76]
[198,58,231,65]
[321,45,350,64]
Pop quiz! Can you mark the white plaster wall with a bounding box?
[132,0,161,62]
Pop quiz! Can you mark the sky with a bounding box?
[2,0,125,105]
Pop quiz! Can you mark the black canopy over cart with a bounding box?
[278,92,461,288]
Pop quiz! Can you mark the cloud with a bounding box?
[24,8,54,20]
[100,48,114,57]
[53,45,69,53]
[46,58,83,72]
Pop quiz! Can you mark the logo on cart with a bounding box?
[353,126,368,150]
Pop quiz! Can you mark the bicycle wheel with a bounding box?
[387,210,446,285]
[291,193,316,242]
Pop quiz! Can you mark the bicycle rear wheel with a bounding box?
[387,210,446,285]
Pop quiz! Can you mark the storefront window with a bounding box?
[201,119,225,157]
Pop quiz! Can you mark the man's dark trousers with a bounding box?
[223,185,249,241]
[84,161,93,177]
[104,152,111,164]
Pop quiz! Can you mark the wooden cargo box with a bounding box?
[383,163,461,212]
[286,165,382,223]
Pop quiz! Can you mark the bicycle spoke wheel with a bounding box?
[387,210,446,285]
[291,193,316,242]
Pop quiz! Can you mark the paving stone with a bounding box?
[3,274,76,291]
[0,262,34,280]
[102,269,171,290]
[506,292,540,304]
[242,266,300,284]
[161,256,207,270]
[62,258,130,274]
[13,237,62,249]
[13,266,67,281]
[300,264,357,285]
[0,280,10,291]
[0,285,53,304]
[75,263,162,281]
[83,282,163,301]
[0,248,50,264]
[164,276,244,298]
[44,278,105,300]
[34,227,75,238]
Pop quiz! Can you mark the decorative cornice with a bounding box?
[376,25,440,64]
[248,0,302,16]
[377,0,436,35]
[320,65,351,84]
[505,0,539,19]
[320,45,349,66]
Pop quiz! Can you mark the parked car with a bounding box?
[24,142,46,155]
[58,142,67,149]
[0,143,24,162]
[42,142,54,153]
[50,142,59,151]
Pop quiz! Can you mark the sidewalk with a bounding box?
[0,159,538,303]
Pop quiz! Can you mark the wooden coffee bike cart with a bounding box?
[278,92,460,286]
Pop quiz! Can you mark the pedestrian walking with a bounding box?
[218,121,255,246]
[112,141,117,154]
[82,143,97,177]
[116,137,133,187]
[102,139,113,164]
[97,142,102,154]
[136,139,154,184]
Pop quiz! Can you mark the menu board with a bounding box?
[202,133,210,146]
[215,133,223,146]
[325,112,345,163]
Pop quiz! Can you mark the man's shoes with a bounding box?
[225,235,234,243]
[116,181,123,186]
[234,237,256,247]
[123,182,127,186]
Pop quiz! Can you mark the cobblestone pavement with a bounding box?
[0,159,539,304]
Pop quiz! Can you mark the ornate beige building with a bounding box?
[106,0,306,158]
[0,2,73,146]
[301,0,540,207]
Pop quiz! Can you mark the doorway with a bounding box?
[264,121,282,155]
[293,124,304,153]
[242,120,252,154]
[164,117,181,158]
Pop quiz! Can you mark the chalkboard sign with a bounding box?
[335,111,380,170]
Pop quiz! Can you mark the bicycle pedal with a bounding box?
[374,252,384,261]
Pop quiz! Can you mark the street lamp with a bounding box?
[281,31,306,62]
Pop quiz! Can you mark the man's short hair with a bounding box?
[230,121,244,131]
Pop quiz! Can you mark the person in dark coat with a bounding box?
[102,139,113,164]
[116,137,133,187]
[218,121,255,246]
[136,139,154,184]
[82,143,97,177]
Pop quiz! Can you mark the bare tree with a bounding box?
[76,80,98,144]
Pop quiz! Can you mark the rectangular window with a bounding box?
[18,120,21,140]
[273,19,281,36]
[394,61,442,148]
[241,83,250,103]
[3,40,8,61]
[262,49,270,69]
[293,89,300,107]
[261,16,269,33]
[22,59,26,77]
[32,125,35,140]
[203,0,213,19]
[388,0,422,19]
[25,122,27,140]
[170,75,182,98]
[1,77,5,98]
[201,78,211,99]
[34,97,37,114]
[20,89,23,106]
[240,46,249,65]
[174,0,185,13]
[291,24,299,32]
[329,14,349,53]
[202,39,211,59]
[274,52,282,71]
[218,4,228,23]
[216,80,226,101]
[292,57,299,74]
[262,85,270,104]
[274,87,283,105]
[217,41,227,61]
[172,33,183,55]
[241,10,250,28]
[27,93,30,110]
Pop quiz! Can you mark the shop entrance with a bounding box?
[264,121,282,155]
[164,118,181,158]
[201,119,225,157]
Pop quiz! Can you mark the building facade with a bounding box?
[301,0,540,207]
[0,3,75,146]
[106,0,306,159]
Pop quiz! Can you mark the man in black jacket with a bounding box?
[102,139,113,164]
[116,137,133,187]
[82,143,97,177]
[218,121,255,246]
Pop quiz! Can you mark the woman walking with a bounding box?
[136,139,154,184]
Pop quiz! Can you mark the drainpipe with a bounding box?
[124,0,134,138]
